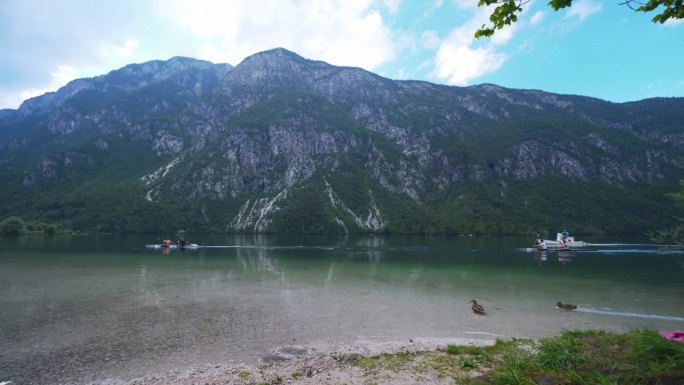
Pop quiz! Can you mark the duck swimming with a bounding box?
[469,299,486,314]
[556,301,578,310]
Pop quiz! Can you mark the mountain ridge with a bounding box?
[1,48,682,234]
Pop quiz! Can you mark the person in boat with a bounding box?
[177,237,187,248]
[561,229,569,242]
[535,238,547,250]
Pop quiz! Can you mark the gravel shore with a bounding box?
[123,338,495,385]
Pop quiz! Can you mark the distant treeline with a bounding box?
[0,216,73,236]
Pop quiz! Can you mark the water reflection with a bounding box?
[325,263,336,287]
[355,234,385,249]
[2,234,683,385]
[534,250,547,267]
[532,250,577,267]
[235,243,279,274]
[407,266,424,283]
[558,250,572,265]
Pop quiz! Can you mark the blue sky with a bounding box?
[1,0,682,109]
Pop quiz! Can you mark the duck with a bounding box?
[469,299,486,314]
[556,301,578,310]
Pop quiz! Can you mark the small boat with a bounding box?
[145,243,199,250]
[543,232,590,248]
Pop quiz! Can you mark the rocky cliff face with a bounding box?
[1,48,683,234]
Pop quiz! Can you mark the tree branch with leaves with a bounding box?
[476,0,684,38]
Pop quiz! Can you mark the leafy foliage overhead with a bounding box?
[476,0,684,38]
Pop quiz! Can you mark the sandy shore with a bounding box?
[122,337,496,385]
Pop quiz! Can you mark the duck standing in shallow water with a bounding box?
[556,301,578,310]
[469,299,486,314]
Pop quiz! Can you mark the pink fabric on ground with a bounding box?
[659,331,684,342]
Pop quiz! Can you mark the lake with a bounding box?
[1,234,683,384]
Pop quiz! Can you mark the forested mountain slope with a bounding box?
[1,48,682,234]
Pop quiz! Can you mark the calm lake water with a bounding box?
[1,234,683,384]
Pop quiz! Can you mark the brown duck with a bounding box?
[556,301,578,310]
[469,299,486,314]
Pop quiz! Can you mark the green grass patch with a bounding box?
[414,353,465,379]
[353,352,416,372]
[484,329,684,385]
[291,370,304,378]
[350,329,684,385]
[536,331,593,370]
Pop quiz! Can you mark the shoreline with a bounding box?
[6,309,683,385]
[119,328,684,385]
[123,337,498,385]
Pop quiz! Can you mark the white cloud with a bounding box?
[451,0,478,10]
[663,18,684,27]
[98,38,140,59]
[491,22,517,45]
[19,86,56,104]
[530,11,545,26]
[383,0,401,15]
[15,65,78,105]
[421,30,441,50]
[563,0,602,22]
[0,0,157,108]
[49,65,78,86]
[0,0,402,109]
[429,6,510,85]
[417,58,433,72]
[415,0,444,25]
[153,0,397,71]
[433,44,505,85]
[0,91,23,110]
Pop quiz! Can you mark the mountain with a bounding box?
[1,48,683,235]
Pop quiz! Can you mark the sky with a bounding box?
[1,0,683,110]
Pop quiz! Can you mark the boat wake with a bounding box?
[576,307,684,322]
[519,244,683,254]
[200,245,337,250]
[584,249,684,255]
[589,243,679,247]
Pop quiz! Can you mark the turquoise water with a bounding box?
[1,234,683,384]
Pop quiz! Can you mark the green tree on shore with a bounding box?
[0,216,28,236]
[666,179,684,243]
[650,180,684,244]
[0,216,72,236]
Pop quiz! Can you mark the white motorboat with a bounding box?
[543,232,590,248]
